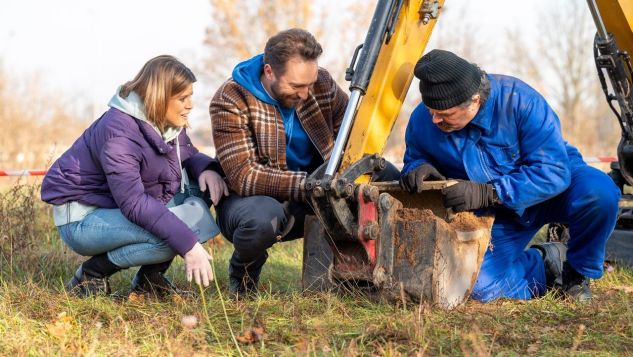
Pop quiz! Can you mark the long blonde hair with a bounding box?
[120,55,196,133]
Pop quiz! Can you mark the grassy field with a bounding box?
[1,183,632,356]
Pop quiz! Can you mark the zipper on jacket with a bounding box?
[176,136,185,193]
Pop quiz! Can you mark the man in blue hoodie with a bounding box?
[210,29,350,297]
[401,49,621,303]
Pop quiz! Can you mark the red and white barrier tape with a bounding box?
[584,156,616,163]
[0,157,619,177]
[0,170,48,177]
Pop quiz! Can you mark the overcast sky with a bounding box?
[0,0,561,128]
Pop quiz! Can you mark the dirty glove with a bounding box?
[441,180,499,212]
[400,164,446,193]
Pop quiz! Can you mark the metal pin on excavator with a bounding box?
[299,0,633,309]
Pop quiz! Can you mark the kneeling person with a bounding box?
[401,49,620,302]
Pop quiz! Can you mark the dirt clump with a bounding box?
[397,208,435,222]
[450,212,494,232]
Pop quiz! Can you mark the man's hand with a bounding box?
[183,242,214,287]
[400,164,446,193]
[441,180,498,212]
[198,170,229,205]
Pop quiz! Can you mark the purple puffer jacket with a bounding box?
[41,107,222,256]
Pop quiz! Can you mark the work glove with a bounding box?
[400,163,446,193]
[441,180,499,212]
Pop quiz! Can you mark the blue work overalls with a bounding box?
[402,74,621,302]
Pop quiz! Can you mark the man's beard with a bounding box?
[270,81,301,108]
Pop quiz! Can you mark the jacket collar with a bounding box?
[468,74,498,134]
[136,117,175,155]
[111,107,175,155]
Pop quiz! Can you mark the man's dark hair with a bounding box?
[264,28,323,75]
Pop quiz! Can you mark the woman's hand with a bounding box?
[198,170,229,205]
[183,242,214,287]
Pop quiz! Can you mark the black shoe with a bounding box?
[66,254,120,297]
[228,266,259,299]
[66,267,111,297]
[228,254,266,299]
[562,261,592,302]
[131,259,189,298]
[532,242,567,290]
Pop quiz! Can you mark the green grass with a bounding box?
[1,184,632,356]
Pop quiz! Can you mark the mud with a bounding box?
[396,236,418,267]
[449,212,494,232]
[395,208,435,267]
[397,207,493,232]
[397,208,435,222]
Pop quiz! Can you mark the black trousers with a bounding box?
[215,163,400,281]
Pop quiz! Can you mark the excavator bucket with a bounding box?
[302,181,493,309]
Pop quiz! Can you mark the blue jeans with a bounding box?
[57,186,218,268]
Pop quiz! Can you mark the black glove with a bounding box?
[400,164,446,193]
[441,180,499,212]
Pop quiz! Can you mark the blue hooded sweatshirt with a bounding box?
[232,54,320,172]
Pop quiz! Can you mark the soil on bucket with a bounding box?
[450,212,494,232]
[397,208,435,222]
[396,207,493,232]
[395,208,436,266]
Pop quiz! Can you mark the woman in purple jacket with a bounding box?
[41,55,228,297]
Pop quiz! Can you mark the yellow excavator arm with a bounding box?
[300,0,633,306]
[331,0,633,184]
[339,0,444,177]
[595,0,633,55]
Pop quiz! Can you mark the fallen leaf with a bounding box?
[47,312,76,339]
[236,327,264,344]
[527,343,539,353]
[293,337,308,353]
[172,294,185,305]
[128,292,146,303]
[211,235,225,246]
[612,285,633,294]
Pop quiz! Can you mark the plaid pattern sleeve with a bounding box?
[210,80,307,201]
[210,69,348,202]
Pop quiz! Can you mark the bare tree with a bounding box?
[202,0,376,88]
[383,3,490,163]
[0,68,87,171]
[504,2,619,157]
[194,0,376,150]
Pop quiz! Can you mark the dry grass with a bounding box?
[1,183,632,356]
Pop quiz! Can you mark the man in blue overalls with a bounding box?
[400,49,621,302]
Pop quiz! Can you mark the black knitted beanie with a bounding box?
[414,49,481,110]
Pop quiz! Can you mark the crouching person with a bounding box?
[209,29,349,298]
[41,55,228,298]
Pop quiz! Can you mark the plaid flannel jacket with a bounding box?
[210,68,348,201]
